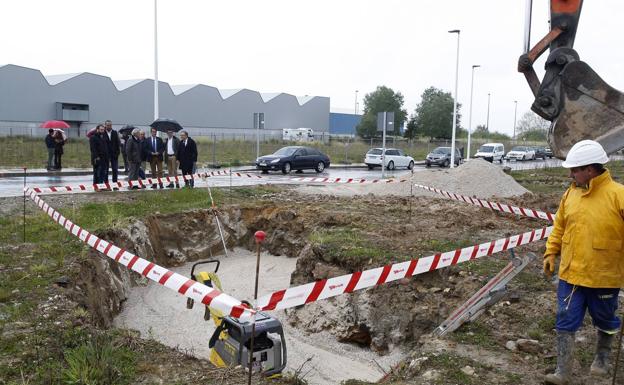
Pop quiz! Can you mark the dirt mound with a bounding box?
[297,159,530,198]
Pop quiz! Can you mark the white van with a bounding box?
[474,142,505,163]
[283,128,314,142]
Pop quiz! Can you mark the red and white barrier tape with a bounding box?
[413,184,555,222]
[228,172,409,185]
[31,170,231,194]
[257,225,553,311]
[24,187,254,322]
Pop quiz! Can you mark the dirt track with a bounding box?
[114,249,404,385]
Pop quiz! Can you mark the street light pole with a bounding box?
[486,93,491,133]
[467,64,480,160]
[513,100,518,141]
[354,90,359,115]
[153,0,159,121]
[448,29,460,169]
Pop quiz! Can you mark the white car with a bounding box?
[365,148,415,170]
[505,146,536,161]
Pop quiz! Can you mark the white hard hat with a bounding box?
[561,140,609,168]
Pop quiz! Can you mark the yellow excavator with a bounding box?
[518,0,624,159]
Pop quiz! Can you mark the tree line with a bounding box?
[356,85,550,141]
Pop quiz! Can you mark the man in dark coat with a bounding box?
[104,120,121,183]
[177,130,198,187]
[125,128,143,189]
[45,129,55,170]
[89,125,109,185]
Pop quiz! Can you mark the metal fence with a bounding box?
[0,126,548,169]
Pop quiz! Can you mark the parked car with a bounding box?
[544,147,554,158]
[365,148,414,170]
[505,146,536,161]
[531,146,548,160]
[425,147,462,167]
[474,142,505,163]
[255,146,330,174]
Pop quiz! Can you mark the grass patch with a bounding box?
[419,238,474,254]
[511,159,624,194]
[0,135,433,169]
[451,321,499,349]
[424,352,478,384]
[62,333,136,385]
[462,257,509,277]
[309,228,397,265]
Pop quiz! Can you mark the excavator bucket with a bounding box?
[549,61,624,159]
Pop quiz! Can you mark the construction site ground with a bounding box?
[2,159,624,384]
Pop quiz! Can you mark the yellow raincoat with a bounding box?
[545,169,624,288]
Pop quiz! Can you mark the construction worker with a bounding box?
[543,140,624,384]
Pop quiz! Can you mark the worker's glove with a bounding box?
[543,254,556,277]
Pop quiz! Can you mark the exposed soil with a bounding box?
[4,165,624,384]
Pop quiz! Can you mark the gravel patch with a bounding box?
[297,159,530,198]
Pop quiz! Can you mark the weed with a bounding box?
[0,287,11,303]
[62,333,136,385]
[422,352,476,384]
[463,257,508,277]
[504,372,523,384]
[309,228,396,265]
[452,321,499,349]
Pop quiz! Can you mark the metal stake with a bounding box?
[23,167,26,242]
[206,184,229,257]
[248,231,265,385]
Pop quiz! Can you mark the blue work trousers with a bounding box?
[556,279,621,334]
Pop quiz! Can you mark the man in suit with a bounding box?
[146,127,165,188]
[89,124,109,185]
[125,128,143,189]
[177,130,198,188]
[104,120,121,184]
[164,128,180,188]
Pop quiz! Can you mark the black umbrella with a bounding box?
[150,118,183,133]
[118,125,136,135]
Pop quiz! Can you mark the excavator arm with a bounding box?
[518,0,624,159]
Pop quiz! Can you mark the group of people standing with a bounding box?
[45,129,66,170]
[89,120,197,189]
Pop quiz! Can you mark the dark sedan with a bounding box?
[255,146,330,174]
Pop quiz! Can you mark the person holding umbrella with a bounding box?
[52,129,66,170]
[45,129,55,170]
[177,130,197,188]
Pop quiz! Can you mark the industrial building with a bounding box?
[0,64,330,139]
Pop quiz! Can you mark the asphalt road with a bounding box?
[0,158,570,198]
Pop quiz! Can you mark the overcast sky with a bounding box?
[2,0,623,135]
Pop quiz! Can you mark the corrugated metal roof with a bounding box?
[296,95,315,105]
[45,73,83,85]
[260,92,281,102]
[113,79,148,91]
[218,88,243,99]
[171,84,199,95]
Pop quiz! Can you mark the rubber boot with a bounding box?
[590,330,614,376]
[545,331,575,385]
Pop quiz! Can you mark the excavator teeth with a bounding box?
[550,61,624,159]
